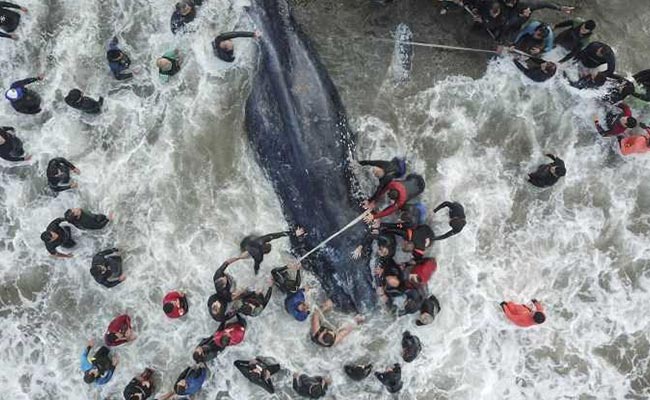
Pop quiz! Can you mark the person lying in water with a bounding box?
[310,300,363,348]
[239,226,305,275]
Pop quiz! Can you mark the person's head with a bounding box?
[297,301,310,313]
[214,276,228,291]
[529,45,543,56]
[83,369,98,384]
[385,275,401,288]
[533,312,546,324]
[263,243,272,254]
[489,2,501,18]
[402,241,415,252]
[4,88,23,101]
[550,165,566,177]
[41,231,57,243]
[580,20,596,35]
[541,62,557,77]
[174,379,187,394]
[163,302,175,315]
[503,0,518,8]
[533,25,549,40]
[156,57,173,72]
[595,44,608,57]
[219,334,231,347]
[210,298,223,316]
[219,39,234,51]
[107,49,123,62]
[623,116,638,129]
[415,312,434,326]
[178,0,193,15]
[65,89,83,104]
[239,304,254,315]
[387,189,400,200]
[90,263,107,278]
[450,217,467,232]
[193,346,206,363]
[64,208,81,221]
[319,330,336,346]
[376,234,396,258]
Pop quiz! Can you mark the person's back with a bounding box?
[171,0,203,34]
[123,368,155,400]
[65,208,110,230]
[375,364,403,393]
[528,154,566,188]
[0,2,25,38]
[91,248,123,288]
[174,365,207,396]
[5,77,43,114]
[344,363,373,381]
[106,37,133,81]
[577,42,616,77]
[65,89,103,114]
[501,299,545,327]
[292,373,329,399]
[0,126,27,162]
[401,331,422,362]
[284,289,309,321]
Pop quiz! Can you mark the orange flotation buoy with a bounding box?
[620,135,650,156]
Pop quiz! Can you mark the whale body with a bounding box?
[244,0,376,312]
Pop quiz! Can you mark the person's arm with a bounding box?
[631,91,650,102]
[59,158,77,170]
[11,77,39,88]
[0,31,15,40]
[532,299,544,313]
[604,53,616,77]
[215,31,255,43]
[80,346,93,371]
[554,19,574,29]
[543,31,554,53]
[96,248,118,257]
[214,261,230,279]
[618,103,632,117]
[177,367,191,383]
[594,119,613,136]
[378,224,408,240]
[258,231,290,243]
[235,313,247,329]
[514,59,530,74]
[433,229,457,241]
[521,0,562,11]
[334,325,354,345]
[310,309,321,335]
[433,202,452,213]
[262,287,273,306]
[0,2,22,9]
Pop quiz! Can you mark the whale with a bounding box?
[244,0,376,312]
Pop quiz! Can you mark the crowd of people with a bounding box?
[3,0,649,398]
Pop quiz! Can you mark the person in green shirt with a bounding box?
[156,49,182,83]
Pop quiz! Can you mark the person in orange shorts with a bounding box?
[500,299,545,327]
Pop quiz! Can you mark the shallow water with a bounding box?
[1,0,650,399]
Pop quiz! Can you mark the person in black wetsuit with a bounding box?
[310,300,361,348]
[64,208,111,230]
[602,75,636,105]
[375,364,403,393]
[239,226,305,275]
[416,294,441,326]
[376,259,409,303]
[5,76,43,114]
[344,363,373,381]
[123,368,155,400]
[41,218,75,258]
[91,248,124,288]
[528,154,566,188]
[212,31,260,62]
[234,357,281,394]
[64,89,103,114]
[514,58,557,82]
[170,0,203,34]
[401,331,422,363]
[0,126,29,162]
[193,335,223,363]
[568,42,616,78]
[500,0,574,39]
[359,157,406,206]
[236,286,272,317]
[106,37,133,81]
[292,373,331,399]
[207,293,235,323]
[81,339,117,386]
[271,263,302,294]
[47,157,79,192]
[632,69,650,102]
[379,223,434,260]
[399,284,427,316]
[555,19,595,62]
[213,257,242,301]
[0,2,27,40]
[433,201,466,241]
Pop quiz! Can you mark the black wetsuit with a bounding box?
[170,0,203,34]
[42,218,75,255]
[240,231,290,275]
[528,154,565,188]
[433,202,466,241]
[344,364,373,381]
[212,31,255,62]
[381,260,409,298]
[64,92,103,114]
[234,357,281,394]
[237,287,272,317]
[502,0,564,38]
[632,70,650,102]
[47,157,76,192]
[106,38,133,81]
[420,294,441,319]
[213,260,236,301]
[574,42,616,77]
[360,158,405,203]
[91,248,122,288]
[555,20,592,62]
[123,377,154,400]
[380,223,434,260]
[195,335,223,362]
[603,75,635,104]
[7,78,42,114]
[0,127,26,161]
[399,285,427,316]
[271,266,301,294]
[514,58,555,82]
[87,345,113,374]
[0,1,21,39]
[375,364,403,394]
[402,331,422,363]
[207,294,234,323]
[292,374,329,399]
[65,209,109,230]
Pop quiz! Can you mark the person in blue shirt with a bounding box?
[170,364,208,398]
[515,20,554,55]
[170,0,203,34]
[80,339,117,386]
[106,37,133,81]
[285,288,310,322]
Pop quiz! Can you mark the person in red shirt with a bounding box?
[104,314,136,346]
[500,299,545,327]
[363,174,425,222]
[212,314,247,348]
[594,103,637,137]
[163,291,189,319]
[408,258,437,285]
